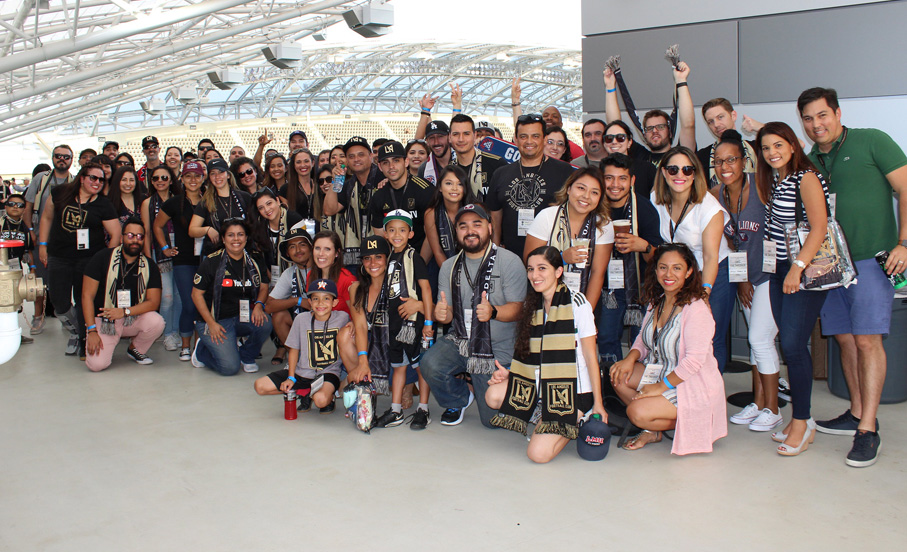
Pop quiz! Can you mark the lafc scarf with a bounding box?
[491,283,579,439]
[451,148,485,199]
[604,55,678,140]
[273,205,291,272]
[604,193,644,326]
[210,249,260,321]
[101,246,151,335]
[149,192,173,273]
[706,140,757,184]
[449,244,497,374]
[365,279,391,395]
[288,265,311,315]
[436,208,457,259]
[387,247,420,344]
[547,203,597,293]
[340,177,371,266]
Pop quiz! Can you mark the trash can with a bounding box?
[827,295,907,404]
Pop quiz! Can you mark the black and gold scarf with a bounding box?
[436,208,457,260]
[365,279,391,395]
[547,203,597,292]
[449,244,497,374]
[387,246,420,344]
[101,246,151,335]
[491,283,579,439]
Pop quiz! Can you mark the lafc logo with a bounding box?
[383,144,395,154]
[308,328,339,368]
[547,382,574,416]
[367,238,379,249]
[508,378,535,411]
[61,205,84,232]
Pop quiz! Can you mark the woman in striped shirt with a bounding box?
[756,121,829,457]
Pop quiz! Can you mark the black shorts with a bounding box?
[577,392,593,414]
[266,369,341,392]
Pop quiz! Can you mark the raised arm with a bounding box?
[414,94,437,141]
[673,62,696,150]
[603,67,622,125]
[511,77,523,127]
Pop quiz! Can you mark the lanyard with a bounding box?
[723,181,745,251]
[668,196,692,242]
[815,127,848,185]
[651,298,678,364]
[461,245,490,290]
[389,177,410,210]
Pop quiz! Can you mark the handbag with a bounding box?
[783,175,856,290]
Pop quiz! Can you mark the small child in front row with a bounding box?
[372,209,434,430]
[254,278,350,414]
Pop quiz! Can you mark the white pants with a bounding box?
[742,280,780,375]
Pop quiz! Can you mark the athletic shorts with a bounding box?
[266,369,341,392]
[820,258,895,336]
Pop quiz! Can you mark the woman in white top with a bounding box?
[524,166,613,308]
[651,146,735,373]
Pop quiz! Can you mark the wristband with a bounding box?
[452,109,462,113]
[702,282,712,289]
[676,82,688,89]
[511,102,520,107]
[606,87,616,93]
[424,320,433,326]
[39,242,48,246]
[28,228,34,231]
[357,351,368,357]
[663,377,675,390]
[30,265,36,269]
[161,245,170,251]
[288,376,297,383]
[297,297,303,308]
[86,324,96,331]
[87,329,98,334]
[254,300,265,308]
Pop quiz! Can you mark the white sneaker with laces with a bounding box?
[163,333,181,351]
[242,362,259,373]
[730,402,761,425]
[749,408,784,432]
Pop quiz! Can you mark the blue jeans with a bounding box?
[709,259,737,374]
[420,336,500,428]
[769,260,828,420]
[194,316,273,376]
[159,268,182,337]
[172,265,199,338]
[596,289,641,365]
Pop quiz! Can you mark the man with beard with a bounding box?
[570,119,608,168]
[137,136,162,185]
[448,114,505,201]
[265,225,314,360]
[102,141,119,161]
[420,204,526,427]
[81,217,164,371]
[417,120,452,185]
[487,113,575,255]
[368,141,434,253]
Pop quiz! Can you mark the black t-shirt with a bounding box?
[386,248,429,361]
[192,189,252,256]
[455,151,506,201]
[629,141,667,170]
[277,183,314,220]
[367,176,434,252]
[630,159,658,199]
[161,195,202,267]
[486,157,575,255]
[606,192,664,288]
[83,248,162,315]
[193,250,269,321]
[48,187,118,259]
[0,216,32,261]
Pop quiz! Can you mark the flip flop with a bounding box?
[271,346,287,365]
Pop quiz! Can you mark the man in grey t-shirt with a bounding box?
[421,203,527,428]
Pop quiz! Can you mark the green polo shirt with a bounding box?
[808,127,906,261]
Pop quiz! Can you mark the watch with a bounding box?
[900,239,907,248]
[124,307,131,316]
[490,305,498,320]
[792,259,807,269]
[644,243,652,254]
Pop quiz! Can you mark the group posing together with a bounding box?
[12,62,905,466]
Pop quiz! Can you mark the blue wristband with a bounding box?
[424,320,433,326]
[357,351,368,357]
[663,377,675,390]
[86,324,96,331]
[702,282,713,290]
[254,300,265,308]
[161,245,170,251]
[297,297,303,308]
[452,109,462,113]
[606,87,617,93]
[288,376,297,383]
[39,242,48,246]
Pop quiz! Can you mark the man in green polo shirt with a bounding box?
[798,87,907,468]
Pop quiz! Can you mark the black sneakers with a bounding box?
[126,347,153,365]
[374,408,405,428]
[408,408,431,430]
[846,431,882,468]
[297,395,312,412]
[319,400,335,414]
[816,409,880,436]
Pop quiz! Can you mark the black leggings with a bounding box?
[47,256,91,342]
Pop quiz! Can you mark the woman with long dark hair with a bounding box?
[107,166,146,226]
[261,153,288,193]
[188,158,252,256]
[282,148,321,221]
[405,139,430,177]
[249,187,303,278]
[544,126,573,163]
[164,146,183,175]
[309,230,355,315]
[424,166,476,268]
[609,243,727,454]
[756,121,829,456]
[486,245,606,463]
[114,152,135,170]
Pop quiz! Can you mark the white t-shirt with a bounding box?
[527,205,614,248]
[536,290,597,394]
[652,192,730,269]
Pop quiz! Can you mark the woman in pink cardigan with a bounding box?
[609,243,727,454]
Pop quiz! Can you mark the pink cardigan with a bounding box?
[631,298,728,455]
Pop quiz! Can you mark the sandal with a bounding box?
[622,429,662,451]
[271,346,287,366]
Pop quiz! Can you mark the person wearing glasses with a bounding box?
[114,152,135,170]
[137,136,162,186]
[82,217,164,371]
[191,218,272,376]
[543,127,573,163]
[230,156,263,195]
[487,113,576,256]
[38,162,121,359]
[651,146,734,374]
[188,158,252,257]
[603,120,657,198]
[141,165,183,354]
[405,140,430,178]
[570,119,608,168]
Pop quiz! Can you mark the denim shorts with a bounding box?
[820,258,895,336]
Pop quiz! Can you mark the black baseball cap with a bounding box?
[278,226,313,258]
[307,278,338,298]
[362,235,391,257]
[377,140,405,162]
[141,136,159,148]
[425,120,450,137]
[454,203,491,223]
[102,141,119,150]
[343,136,370,153]
[289,130,308,141]
[207,158,229,173]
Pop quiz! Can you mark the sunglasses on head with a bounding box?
[604,133,628,143]
[517,113,543,124]
[664,165,696,176]
[151,174,170,182]
[5,201,25,208]
[406,139,427,146]
[54,153,73,160]
[124,232,144,240]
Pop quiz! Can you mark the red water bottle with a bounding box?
[284,390,298,420]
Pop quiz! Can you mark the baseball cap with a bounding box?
[182,160,205,175]
[343,136,370,154]
[383,208,412,228]
[425,120,450,137]
[278,226,313,258]
[475,120,496,134]
[102,140,119,150]
[207,158,229,173]
[307,278,338,297]
[377,141,405,162]
[289,130,308,141]
[576,414,612,461]
[141,136,159,149]
[454,203,491,223]
[361,235,391,257]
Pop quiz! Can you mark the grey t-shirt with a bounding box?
[26,171,70,230]
[269,266,312,301]
[438,245,527,365]
[285,310,350,379]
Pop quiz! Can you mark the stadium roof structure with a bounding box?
[0,0,582,142]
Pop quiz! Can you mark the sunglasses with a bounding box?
[604,134,628,143]
[517,113,543,124]
[116,161,132,167]
[54,153,73,160]
[713,156,741,167]
[144,144,159,150]
[124,232,145,240]
[664,165,696,176]
[644,123,668,134]
[198,146,212,152]
[5,201,25,208]
[85,174,105,182]
[151,175,170,182]
[239,168,256,178]
[317,176,333,184]
[406,139,427,146]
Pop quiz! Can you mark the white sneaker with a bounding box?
[163,333,181,351]
[242,362,259,373]
[730,403,760,425]
[749,408,784,432]
[190,340,206,368]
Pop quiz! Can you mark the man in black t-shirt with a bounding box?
[448,114,505,201]
[487,113,575,255]
[368,141,435,254]
[82,218,164,371]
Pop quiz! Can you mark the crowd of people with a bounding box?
[8,61,906,467]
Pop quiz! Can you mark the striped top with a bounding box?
[764,170,829,261]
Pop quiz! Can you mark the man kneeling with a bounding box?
[82,217,164,371]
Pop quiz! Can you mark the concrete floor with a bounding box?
[2,310,905,552]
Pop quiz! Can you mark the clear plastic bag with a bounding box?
[343,381,377,434]
[784,218,856,290]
